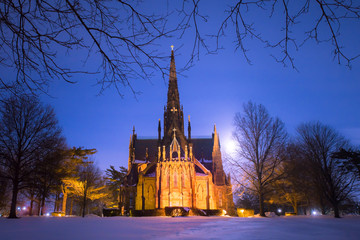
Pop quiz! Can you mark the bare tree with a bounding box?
[332,148,360,181]
[34,146,66,216]
[297,121,356,218]
[1,1,359,95]
[218,0,360,68]
[0,95,62,218]
[231,101,287,216]
[0,0,182,95]
[269,143,312,215]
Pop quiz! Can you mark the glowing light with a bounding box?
[17,207,21,211]
[45,213,50,217]
[240,209,244,213]
[312,211,317,215]
[223,134,238,156]
[222,209,227,216]
[277,209,282,213]
[22,207,27,210]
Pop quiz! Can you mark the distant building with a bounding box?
[122,48,234,214]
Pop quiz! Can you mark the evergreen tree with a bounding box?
[105,166,128,209]
[59,147,97,215]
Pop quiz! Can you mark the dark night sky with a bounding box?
[38,1,360,171]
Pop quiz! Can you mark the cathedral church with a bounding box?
[122,48,234,215]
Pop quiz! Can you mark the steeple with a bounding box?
[163,46,185,143]
[167,47,180,111]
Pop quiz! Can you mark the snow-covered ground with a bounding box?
[0,215,359,240]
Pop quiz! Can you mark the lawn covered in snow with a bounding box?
[0,215,359,240]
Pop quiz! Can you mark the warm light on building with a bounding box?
[122,48,234,216]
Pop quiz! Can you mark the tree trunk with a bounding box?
[259,193,265,217]
[69,198,73,215]
[319,195,326,215]
[9,180,19,218]
[293,201,298,215]
[29,193,34,216]
[333,202,340,218]
[62,191,67,214]
[37,199,41,216]
[82,191,87,217]
[54,194,58,212]
[40,194,46,216]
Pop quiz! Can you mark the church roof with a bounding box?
[191,138,214,161]
[132,137,214,166]
[133,139,158,162]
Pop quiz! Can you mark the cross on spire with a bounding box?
[171,45,174,50]
[172,128,177,138]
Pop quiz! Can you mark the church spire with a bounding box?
[167,46,180,111]
[164,46,185,142]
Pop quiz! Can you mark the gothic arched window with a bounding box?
[174,170,178,187]
[181,173,185,188]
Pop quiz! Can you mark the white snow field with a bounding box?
[0,215,359,240]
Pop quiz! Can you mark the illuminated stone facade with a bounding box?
[123,49,234,214]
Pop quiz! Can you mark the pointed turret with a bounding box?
[158,119,161,143]
[213,124,220,152]
[128,134,133,171]
[188,115,191,142]
[212,124,225,185]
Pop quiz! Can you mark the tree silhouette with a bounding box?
[0,95,62,218]
[230,101,287,216]
[297,121,356,218]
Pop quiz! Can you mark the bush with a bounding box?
[130,209,165,217]
[103,208,122,217]
[165,207,190,217]
[51,211,65,217]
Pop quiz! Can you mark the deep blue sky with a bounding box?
[38,1,360,171]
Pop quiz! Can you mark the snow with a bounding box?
[0,215,359,240]
[195,173,207,176]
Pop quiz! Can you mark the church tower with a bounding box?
[163,47,186,146]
